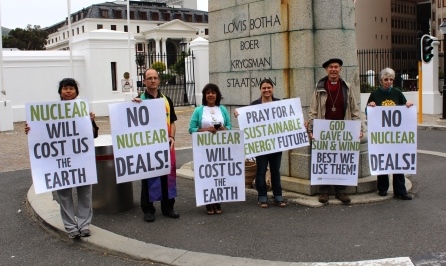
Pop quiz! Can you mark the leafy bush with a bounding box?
[151,61,166,73]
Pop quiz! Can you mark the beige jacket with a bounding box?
[307,76,363,133]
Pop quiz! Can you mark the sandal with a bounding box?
[206,204,214,215]
[274,200,287,207]
[258,202,268,208]
[213,203,222,214]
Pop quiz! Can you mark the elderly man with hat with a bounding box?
[307,58,363,205]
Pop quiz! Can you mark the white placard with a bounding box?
[26,99,97,194]
[109,99,171,183]
[310,119,361,186]
[236,98,309,157]
[192,130,245,206]
[367,106,417,175]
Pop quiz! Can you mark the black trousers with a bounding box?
[140,178,175,214]
[377,174,407,196]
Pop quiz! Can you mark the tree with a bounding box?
[2,25,48,50]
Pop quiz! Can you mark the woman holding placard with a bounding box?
[25,78,98,238]
[235,78,286,208]
[189,83,232,214]
[366,67,413,200]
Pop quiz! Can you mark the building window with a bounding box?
[97,24,103,29]
[444,0,446,7]
[111,62,117,91]
[72,29,74,36]
[130,11,135,19]
[163,12,170,21]
[113,10,122,19]
[196,15,203,23]
[151,12,159,20]
[186,14,192,22]
[111,25,116,31]
[205,28,209,35]
[101,9,108,18]
[175,13,182,19]
[137,26,140,33]
[82,26,84,33]
[77,28,79,34]
[140,11,147,20]
[124,25,128,32]
[137,43,143,52]
[63,32,65,39]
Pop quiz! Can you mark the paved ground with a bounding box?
[3,108,446,265]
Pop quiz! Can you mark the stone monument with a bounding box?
[208,0,373,195]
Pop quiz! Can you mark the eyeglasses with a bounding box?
[383,78,394,82]
[144,77,159,81]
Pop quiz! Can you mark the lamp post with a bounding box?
[179,39,188,103]
[439,22,446,119]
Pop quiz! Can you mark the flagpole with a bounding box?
[67,0,74,78]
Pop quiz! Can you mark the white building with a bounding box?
[45,0,209,56]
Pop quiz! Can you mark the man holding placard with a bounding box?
[132,69,179,222]
[308,58,363,204]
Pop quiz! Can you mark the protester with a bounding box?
[189,83,232,214]
[132,68,180,222]
[307,58,363,204]
[235,79,286,208]
[366,67,413,200]
[25,78,98,238]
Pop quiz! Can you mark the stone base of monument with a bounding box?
[280,175,377,196]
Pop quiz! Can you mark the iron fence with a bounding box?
[135,52,196,106]
[357,48,418,93]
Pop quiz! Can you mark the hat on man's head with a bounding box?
[322,58,343,68]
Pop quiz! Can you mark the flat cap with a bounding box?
[322,58,343,68]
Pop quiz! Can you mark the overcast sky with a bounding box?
[0,0,208,29]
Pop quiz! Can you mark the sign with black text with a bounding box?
[367,106,417,175]
[311,119,361,186]
[236,98,309,157]
[192,130,245,206]
[26,99,97,194]
[108,100,171,183]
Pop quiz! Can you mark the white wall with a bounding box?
[1,30,137,122]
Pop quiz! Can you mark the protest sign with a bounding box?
[192,130,245,206]
[310,119,361,186]
[367,106,417,175]
[108,99,171,183]
[236,98,309,157]
[26,99,97,194]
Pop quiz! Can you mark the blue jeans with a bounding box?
[255,152,283,202]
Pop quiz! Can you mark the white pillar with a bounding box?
[155,37,161,56]
[161,38,167,69]
[189,37,209,106]
[421,38,442,114]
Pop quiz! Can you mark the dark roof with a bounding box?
[44,1,208,32]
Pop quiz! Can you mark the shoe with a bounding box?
[68,231,80,239]
[213,203,222,214]
[273,200,287,207]
[206,205,214,215]
[395,194,412,200]
[258,202,268,208]
[318,193,329,204]
[378,191,388,196]
[80,229,91,237]
[162,210,180,218]
[143,212,155,222]
[335,193,351,204]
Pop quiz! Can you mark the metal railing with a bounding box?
[135,52,196,107]
[357,48,418,93]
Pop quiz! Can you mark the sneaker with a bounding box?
[318,193,329,204]
[68,231,80,239]
[335,193,351,204]
[80,229,91,237]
